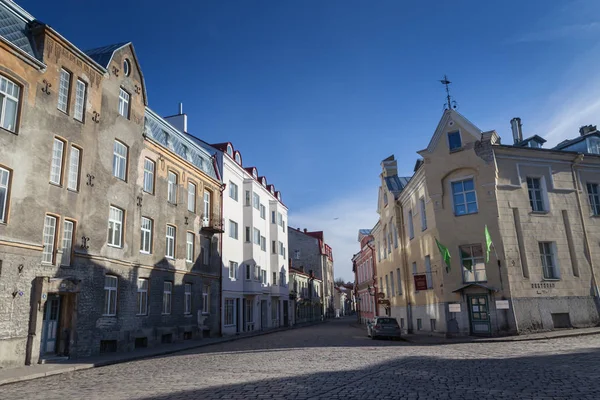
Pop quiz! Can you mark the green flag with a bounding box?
[485,225,493,263]
[435,238,451,272]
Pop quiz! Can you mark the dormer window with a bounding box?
[528,141,541,148]
[261,178,267,187]
[226,144,233,156]
[252,169,258,179]
[448,131,462,151]
[118,88,130,119]
[277,192,281,201]
[588,137,600,154]
[123,59,131,77]
[270,186,275,195]
[234,151,242,165]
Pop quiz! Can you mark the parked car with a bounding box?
[367,317,401,340]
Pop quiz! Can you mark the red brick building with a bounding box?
[352,229,378,324]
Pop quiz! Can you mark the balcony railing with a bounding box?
[200,213,224,234]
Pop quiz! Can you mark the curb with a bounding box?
[402,329,600,345]
[0,320,326,387]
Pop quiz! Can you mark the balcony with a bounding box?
[271,284,288,296]
[200,213,224,234]
[243,279,263,294]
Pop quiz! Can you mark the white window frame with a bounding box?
[202,286,210,314]
[224,299,234,325]
[166,225,176,259]
[245,190,251,206]
[203,190,211,219]
[451,177,478,216]
[277,212,283,227]
[407,210,414,239]
[0,75,20,132]
[252,192,260,210]
[137,278,148,315]
[67,145,80,191]
[61,220,74,266]
[588,183,600,216]
[112,140,128,181]
[143,158,155,194]
[118,88,130,119]
[587,137,600,154]
[188,181,196,212]
[229,181,238,201]
[50,138,65,185]
[140,217,153,254]
[260,236,266,252]
[107,206,124,248]
[184,283,192,315]
[167,171,178,204]
[103,275,118,316]
[527,177,546,212]
[420,197,427,230]
[540,242,560,280]
[74,79,86,121]
[279,241,284,256]
[229,261,238,279]
[162,281,172,314]
[0,167,10,223]
[229,220,238,239]
[186,232,195,263]
[253,227,260,245]
[260,204,266,219]
[460,244,487,283]
[57,68,71,113]
[42,215,57,264]
[424,255,433,289]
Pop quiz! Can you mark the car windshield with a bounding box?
[376,318,397,325]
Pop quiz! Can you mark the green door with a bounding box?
[468,295,491,335]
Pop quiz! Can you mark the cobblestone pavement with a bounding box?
[3,318,600,399]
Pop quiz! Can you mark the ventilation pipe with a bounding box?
[510,117,523,144]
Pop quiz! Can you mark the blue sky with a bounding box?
[20,0,600,280]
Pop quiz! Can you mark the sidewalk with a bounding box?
[0,321,324,387]
[402,326,600,345]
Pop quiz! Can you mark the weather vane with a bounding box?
[440,74,458,110]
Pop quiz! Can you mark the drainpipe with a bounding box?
[571,154,599,298]
[218,184,225,337]
[398,208,413,333]
[367,243,378,317]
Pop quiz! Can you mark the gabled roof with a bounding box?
[422,109,482,154]
[358,229,371,236]
[515,135,546,147]
[83,42,129,67]
[0,1,38,60]
[554,131,600,150]
[384,176,411,199]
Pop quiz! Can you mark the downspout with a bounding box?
[218,183,225,337]
[571,154,599,298]
[367,243,378,317]
[398,204,413,333]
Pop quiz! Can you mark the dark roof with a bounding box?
[0,4,37,60]
[83,42,129,68]
[358,229,371,236]
[514,135,547,147]
[554,131,600,150]
[385,176,411,199]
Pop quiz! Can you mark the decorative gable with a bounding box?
[421,109,482,155]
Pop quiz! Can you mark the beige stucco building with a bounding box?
[373,109,600,336]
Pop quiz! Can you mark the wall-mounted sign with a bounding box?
[496,300,510,309]
[449,303,461,313]
[414,274,428,291]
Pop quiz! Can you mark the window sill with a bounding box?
[102,314,117,318]
[142,190,154,196]
[0,126,18,136]
[463,281,487,284]
[184,313,193,317]
[201,312,210,316]
[66,188,79,193]
[449,147,464,153]
[167,202,177,207]
[422,227,427,232]
[74,117,85,124]
[161,313,171,316]
[140,251,151,255]
[541,278,560,282]
[49,182,62,188]
[530,211,549,215]
[107,244,122,249]
[591,214,600,218]
[136,314,148,317]
[454,212,479,217]
[165,256,175,260]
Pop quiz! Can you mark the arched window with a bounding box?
[252,168,258,179]
[234,151,242,165]
[226,144,233,156]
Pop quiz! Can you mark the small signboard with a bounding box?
[414,274,428,291]
[449,303,461,313]
[496,300,510,309]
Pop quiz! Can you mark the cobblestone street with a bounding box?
[2,319,600,399]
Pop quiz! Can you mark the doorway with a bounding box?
[261,300,268,330]
[283,300,289,327]
[467,294,491,335]
[40,295,61,356]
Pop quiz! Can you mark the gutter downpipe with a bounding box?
[571,154,599,298]
[218,183,225,337]
[398,202,413,334]
[367,243,379,317]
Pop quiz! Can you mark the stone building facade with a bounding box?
[289,266,323,324]
[0,0,222,368]
[352,229,378,324]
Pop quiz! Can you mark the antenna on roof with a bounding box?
[179,102,183,115]
[440,75,458,111]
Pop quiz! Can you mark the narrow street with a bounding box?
[2,319,600,399]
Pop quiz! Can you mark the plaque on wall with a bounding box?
[449,303,461,313]
[414,274,428,291]
[496,300,510,309]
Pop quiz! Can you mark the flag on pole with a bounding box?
[435,238,452,272]
[485,225,493,263]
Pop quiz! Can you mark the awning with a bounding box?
[452,283,498,293]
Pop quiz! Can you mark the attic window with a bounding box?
[123,59,131,77]
[588,137,600,154]
[226,144,233,156]
[448,131,462,151]
[277,193,281,200]
[270,187,274,194]
[261,178,266,187]
[252,169,258,179]
[234,152,242,165]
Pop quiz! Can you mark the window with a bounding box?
[539,242,559,280]
[452,178,478,215]
[162,281,172,314]
[203,191,211,218]
[224,299,234,325]
[50,138,65,185]
[202,285,210,314]
[273,272,277,286]
[279,241,284,256]
[123,59,131,76]
[385,275,390,298]
[588,137,600,154]
[229,181,238,201]
[0,167,10,222]
[253,228,260,245]
[277,212,283,227]
[165,225,176,259]
[186,232,195,262]
[383,192,388,206]
[143,158,155,193]
[294,250,300,260]
[390,271,395,296]
[229,261,238,279]
[245,190,251,206]
[527,177,545,212]
[260,236,266,251]
[61,220,74,266]
[66,146,81,191]
[408,210,414,239]
[0,75,20,132]
[201,236,210,265]
[425,255,433,289]
[587,183,600,216]
[379,277,383,295]
[448,131,462,150]
[184,283,192,315]
[108,206,123,247]
[74,79,86,121]
[112,141,128,181]
[260,204,266,219]
[396,267,402,295]
[42,215,57,264]
[187,182,196,212]
[229,220,238,239]
[420,198,427,230]
[245,299,253,322]
[252,192,260,210]
[417,318,422,330]
[460,244,486,282]
[272,240,276,254]
[245,264,251,280]
[271,211,276,224]
[167,171,177,204]
[57,69,71,112]
[140,217,153,254]
[118,88,130,118]
[137,278,148,315]
[104,276,118,316]
[393,224,398,248]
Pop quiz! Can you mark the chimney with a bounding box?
[510,117,523,144]
[304,228,307,233]
[164,103,188,133]
[579,125,597,136]
[381,155,398,178]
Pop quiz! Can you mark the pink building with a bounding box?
[352,229,378,324]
